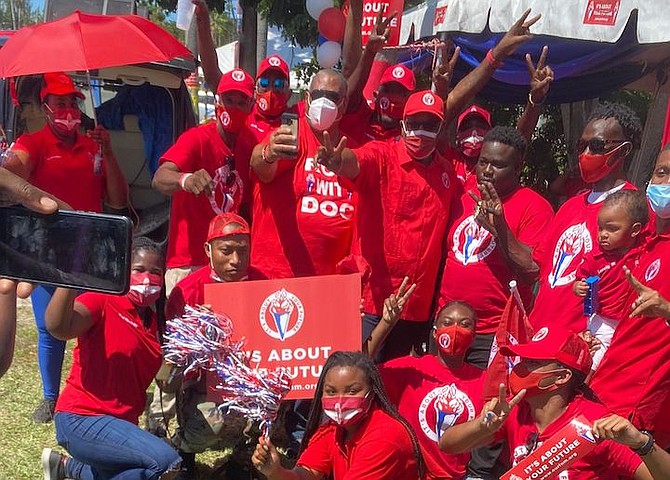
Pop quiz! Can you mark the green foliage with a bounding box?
[257,0,317,49]
[0,0,43,29]
[151,0,227,14]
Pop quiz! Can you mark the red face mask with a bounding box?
[321,392,372,426]
[402,123,440,160]
[457,128,487,159]
[256,90,288,118]
[127,272,163,308]
[46,105,81,136]
[435,325,475,356]
[216,105,249,134]
[508,363,568,398]
[578,142,629,183]
[375,95,405,121]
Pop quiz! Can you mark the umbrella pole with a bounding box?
[86,69,98,127]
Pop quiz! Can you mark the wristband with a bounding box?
[486,49,503,69]
[179,173,193,190]
[632,431,655,456]
[528,91,545,107]
[262,144,274,164]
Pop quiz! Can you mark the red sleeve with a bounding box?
[516,195,554,250]
[75,292,107,325]
[159,126,202,172]
[346,141,387,191]
[577,252,595,280]
[599,440,643,477]
[296,426,334,475]
[378,363,406,406]
[165,285,186,321]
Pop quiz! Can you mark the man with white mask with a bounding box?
[249,69,360,278]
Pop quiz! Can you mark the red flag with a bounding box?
[482,283,534,401]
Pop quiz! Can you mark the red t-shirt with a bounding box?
[347,140,458,321]
[297,407,420,480]
[590,231,670,448]
[439,186,553,334]
[251,111,357,278]
[530,183,636,332]
[13,126,106,212]
[451,155,478,188]
[379,355,485,479]
[55,293,162,424]
[340,104,401,144]
[160,122,255,269]
[495,396,642,479]
[576,246,642,320]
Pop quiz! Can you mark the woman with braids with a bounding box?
[440,327,655,479]
[40,237,181,480]
[251,351,424,479]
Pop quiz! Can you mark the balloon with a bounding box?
[306,0,333,21]
[317,41,342,68]
[318,7,346,43]
[318,34,328,46]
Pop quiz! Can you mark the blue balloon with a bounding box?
[318,34,328,46]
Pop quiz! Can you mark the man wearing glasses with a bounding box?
[529,102,642,335]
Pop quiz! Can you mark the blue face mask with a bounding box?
[646,183,670,219]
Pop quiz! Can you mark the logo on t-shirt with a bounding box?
[548,222,593,288]
[645,258,661,282]
[208,164,243,215]
[418,383,476,442]
[453,215,496,265]
[259,288,305,341]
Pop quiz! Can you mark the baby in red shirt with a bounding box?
[572,189,649,370]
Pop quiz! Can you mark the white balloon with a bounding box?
[306,0,333,21]
[317,41,341,68]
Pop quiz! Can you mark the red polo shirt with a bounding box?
[12,126,106,212]
[590,230,670,448]
[495,396,642,479]
[530,183,636,332]
[379,355,485,479]
[346,140,458,322]
[439,186,553,334]
[340,104,401,144]
[297,407,420,479]
[160,122,255,269]
[55,293,162,424]
[251,109,357,278]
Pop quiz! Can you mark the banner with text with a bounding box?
[205,274,362,400]
[501,415,598,480]
[361,0,404,46]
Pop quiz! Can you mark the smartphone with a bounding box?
[0,207,132,294]
[281,112,299,140]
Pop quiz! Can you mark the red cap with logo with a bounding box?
[257,55,290,79]
[379,64,415,91]
[41,72,85,101]
[500,327,592,376]
[457,105,492,131]
[206,213,251,242]
[403,90,444,121]
[216,68,255,98]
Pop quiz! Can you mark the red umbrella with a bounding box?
[0,10,192,78]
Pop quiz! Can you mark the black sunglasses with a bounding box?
[525,432,540,456]
[310,89,342,104]
[225,156,236,187]
[258,77,287,90]
[574,138,627,155]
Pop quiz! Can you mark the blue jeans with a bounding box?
[55,412,181,479]
[31,285,64,400]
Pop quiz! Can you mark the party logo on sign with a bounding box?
[572,418,597,444]
[452,215,496,265]
[418,384,475,442]
[259,289,305,341]
[645,259,661,282]
[548,223,592,288]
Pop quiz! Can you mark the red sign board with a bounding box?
[501,415,598,480]
[583,0,621,26]
[361,0,404,47]
[205,274,362,400]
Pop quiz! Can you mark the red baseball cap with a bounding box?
[379,64,415,91]
[40,72,85,101]
[500,327,592,376]
[457,105,492,131]
[216,68,255,98]
[403,90,444,121]
[257,55,290,80]
[206,213,250,242]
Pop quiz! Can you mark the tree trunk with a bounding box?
[239,0,258,76]
[256,12,268,66]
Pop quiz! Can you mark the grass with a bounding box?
[0,300,227,480]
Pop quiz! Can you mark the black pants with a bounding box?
[362,314,430,362]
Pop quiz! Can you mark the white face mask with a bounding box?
[307,96,339,131]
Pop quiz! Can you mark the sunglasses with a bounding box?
[310,89,342,104]
[525,432,540,456]
[258,77,287,90]
[574,138,627,155]
[225,156,236,187]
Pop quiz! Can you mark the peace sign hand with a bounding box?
[480,383,525,432]
[469,181,503,237]
[526,45,554,105]
[316,131,348,174]
[432,40,460,98]
[494,9,542,59]
[624,266,670,319]
[366,9,397,55]
[382,276,417,326]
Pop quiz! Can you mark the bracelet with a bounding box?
[261,144,274,164]
[179,173,193,190]
[486,49,503,69]
[528,91,545,107]
[632,431,655,456]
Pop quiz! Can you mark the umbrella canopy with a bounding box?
[0,10,193,78]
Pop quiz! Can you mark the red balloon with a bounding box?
[318,7,346,43]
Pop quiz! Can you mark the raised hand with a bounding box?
[316,131,347,174]
[469,180,503,236]
[493,9,542,60]
[624,266,670,319]
[366,9,397,55]
[432,40,460,99]
[573,279,589,297]
[382,276,417,326]
[264,125,298,164]
[526,45,554,105]
[480,383,525,432]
